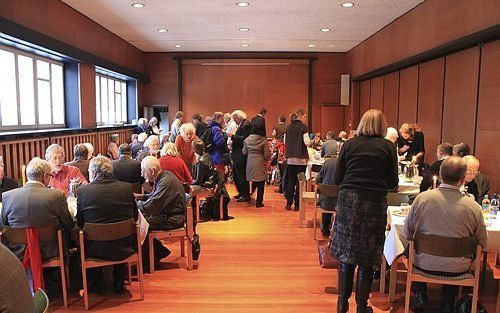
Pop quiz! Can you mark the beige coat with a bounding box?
[242,134,271,182]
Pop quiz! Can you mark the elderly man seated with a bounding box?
[76,156,138,293]
[419,142,453,192]
[131,132,148,159]
[1,157,75,295]
[136,156,187,272]
[0,156,19,196]
[320,131,338,158]
[463,155,490,204]
[315,143,338,237]
[136,135,160,162]
[45,144,87,195]
[404,157,487,313]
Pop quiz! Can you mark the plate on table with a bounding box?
[392,209,408,217]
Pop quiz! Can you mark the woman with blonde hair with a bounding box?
[332,109,398,313]
[175,122,199,171]
[159,142,192,184]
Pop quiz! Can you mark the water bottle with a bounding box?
[481,194,491,211]
[491,193,499,216]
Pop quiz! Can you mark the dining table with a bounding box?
[381,205,500,301]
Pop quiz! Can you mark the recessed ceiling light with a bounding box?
[131,3,145,8]
[342,2,354,8]
[320,28,331,32]
[173,44,182,48]
[307,44,316,48]
[241,43,249,47]
[157,28,168,33]
[236,2,250,7]
[238,27,250,32]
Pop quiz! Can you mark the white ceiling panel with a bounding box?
[62,0,424,52]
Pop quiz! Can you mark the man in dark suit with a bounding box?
[420,142,453,192]
[0,157,19,196]
[76,155,138,293]
[192,113,209,138]
[250,108,267,138]
[315,146,338,237]
[228,110,253,202]
[1,157,75,260]
[131,132,147,159]
[65,143,90,181]
[112,143,145,193]
[463,155,490,204]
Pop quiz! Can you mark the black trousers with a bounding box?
[284,164,307,207]
[251,181,265,206]
[233,162,249,198]
[87,264,127,289]
[412,268,462,302]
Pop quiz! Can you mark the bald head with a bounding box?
[463,155,480,183]
[439,156,467,186]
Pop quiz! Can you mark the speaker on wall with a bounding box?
[340,74,350,106]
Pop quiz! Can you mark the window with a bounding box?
[0,45,65,130]
[95,74,127,125]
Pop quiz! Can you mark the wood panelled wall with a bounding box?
[347,0,500,77]
[143,52,346,133]
[351,41,500,193]
[0,128,133,183]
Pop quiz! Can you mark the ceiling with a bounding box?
[62,0,424,53]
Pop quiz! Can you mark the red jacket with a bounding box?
[159,155,193,185]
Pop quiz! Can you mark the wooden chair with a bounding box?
[191,185,223,222]
[79,218,144,310]
[297,172,316,227]
[1,225,68,307]
[313,183,339,240]
[488,253,500,313]
[404,233,481,313]
[387,192,410,206]
[147,195,195,273]
[21,165,27,186]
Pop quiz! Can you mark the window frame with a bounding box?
[95,73,128,126]
[0,44,66,131]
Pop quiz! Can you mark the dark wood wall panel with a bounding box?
[369,76,384,111]
[475,40,500,194]
[417,57,445,163]
[359,80,371,118]
[383,72,400,127]
[441,47,480,147]
[320,105,345,136]
[398,65,419,126]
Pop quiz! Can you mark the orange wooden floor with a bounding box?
[51,184,498,312]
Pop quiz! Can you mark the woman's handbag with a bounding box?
[456,294,488,313]
[317,239,339,269]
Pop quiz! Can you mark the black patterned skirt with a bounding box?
[331,188,387,267]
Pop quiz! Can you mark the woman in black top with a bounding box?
[397,123,425,164]
[332,109,398,313]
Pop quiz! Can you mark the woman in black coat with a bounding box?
[332,109,398,313]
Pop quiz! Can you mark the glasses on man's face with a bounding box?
[466,170,479,175]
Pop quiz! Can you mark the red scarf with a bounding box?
[22,228,45,291]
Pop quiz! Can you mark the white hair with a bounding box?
[141,155,161,171]
[144,135,159,148]
[27,157,53,180]
[138,132,148,142]
[160,142,179,157]
[231,110,247,120]
[180,123,195,137]
[45,144,65,160]
[83,143,94,157]
[463,155,480,167]
[89,155,113,180]
[385,127,399,142]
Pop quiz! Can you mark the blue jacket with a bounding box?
[208,121,230,165]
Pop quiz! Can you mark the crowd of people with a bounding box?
[0,107,493,313]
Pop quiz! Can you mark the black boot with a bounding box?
[356,266,374,313]
[337,262,355,313]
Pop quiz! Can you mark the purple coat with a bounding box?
[208,121,230,165]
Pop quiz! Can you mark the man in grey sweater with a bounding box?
[404,156,487,313]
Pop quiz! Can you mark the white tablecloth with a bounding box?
[383,206,500,265]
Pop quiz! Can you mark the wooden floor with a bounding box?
[51,184,498,312]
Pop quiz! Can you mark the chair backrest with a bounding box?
[33,288,49,313]
[414,232,477,258]
[21,165,27,186]
[387,193,410,206]
[0,225,57,244]
[317,184,339,197]
[311,164,322,173]
[297,172,306,182]
[82,218,136,241]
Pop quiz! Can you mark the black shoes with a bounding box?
[410,292,429,311]
[236,196,250,202]
[233,194,241,199]
[256,203,264,208]
[440,300,454,313]
[355,267,374,313]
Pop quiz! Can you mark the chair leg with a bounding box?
[180,238,185,257]
[138,258,145,301]
[196,199,201,222]
[404,273,411,313]
[389,259,398,302]
[471,284,479,313]
[60,263,68,308]
[299,199,305,228]
[81,266,89,310]
[187,237,194,271]
[149,235,155,274]
[380,256,387,293]
[497,280,500,313]
[127,262,132,284]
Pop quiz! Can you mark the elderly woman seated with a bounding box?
[159,143,193,185]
